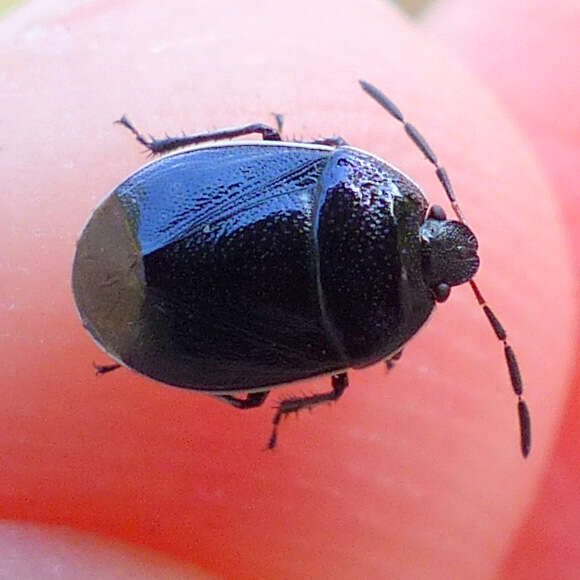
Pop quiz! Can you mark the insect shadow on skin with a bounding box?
[75,81,531,458]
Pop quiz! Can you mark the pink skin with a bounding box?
[1,0,576,578]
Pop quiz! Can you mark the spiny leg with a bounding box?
[268,372,349,449]
[116,116,282,156]
[360,80,531,457]
[270,111,347,147]
[215,391,269,409]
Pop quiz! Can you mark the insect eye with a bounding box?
[427,204,446,221]
[433,283,450,303]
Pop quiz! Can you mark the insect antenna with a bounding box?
[359,80,531,457]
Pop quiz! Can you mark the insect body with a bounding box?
[72,81,531,456]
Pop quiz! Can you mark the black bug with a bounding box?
[72,81,531,457]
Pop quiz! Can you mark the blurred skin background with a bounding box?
[2,0,433,16]
[1,0,578,579]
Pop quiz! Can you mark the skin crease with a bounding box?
[0,0,576,578]
[425,1,580,578]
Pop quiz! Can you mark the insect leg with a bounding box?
[93,362,121,375]
[116,116,282,155]
[385,350,403,371]
[306,136,349,147]
[215,391,270,409]
[268,372,349,449]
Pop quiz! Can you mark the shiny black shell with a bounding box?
[72,141,433,392]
